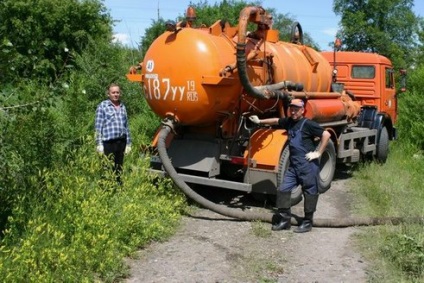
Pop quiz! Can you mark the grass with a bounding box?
[351,142,424,282]
[0,146,187,282]
[251,220,273,238]
[1,138,422,282]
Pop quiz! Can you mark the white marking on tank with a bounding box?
[153,78,161,99]
[146,79,153,99]
[187,80,196,91]
[145,73,158,79]
[187,91,198,101]
[146,60,154,72]
[170,86,186,101]
[144,77,197,102]
[162,78,170,100]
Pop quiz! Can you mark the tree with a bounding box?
[139,0,318,56]
[416,18,424,64]
[397,64,424,147]
[0,0,119,233]
[0,0,113,83]
[271,12,320,49]
[333,0,421,69]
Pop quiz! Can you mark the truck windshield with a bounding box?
[351,66,375,79]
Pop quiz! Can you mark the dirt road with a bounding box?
[125,170,369,283]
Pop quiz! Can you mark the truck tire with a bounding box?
[376,126,389,163]
[318,139,336,193]
[277,146,302,205]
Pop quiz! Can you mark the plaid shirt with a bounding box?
[95,99,131,145]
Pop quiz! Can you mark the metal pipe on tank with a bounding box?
[236,6,275,100]
[289,92,342,99]
[235,7,332,101]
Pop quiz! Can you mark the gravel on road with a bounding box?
[125,172,369,283]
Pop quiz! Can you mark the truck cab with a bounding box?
[321,51,398,125]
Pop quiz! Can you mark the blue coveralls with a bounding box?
[279,119,320,195]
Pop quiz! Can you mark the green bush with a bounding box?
[397,65,424,148]
[0,139,187,282]
[0,81,62,230]
[0,0,113,83]
[353,142,424,216]
[353,143,424,281]
[0,35,166,282]
[381,230,424,278]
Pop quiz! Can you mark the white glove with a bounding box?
[96,144,104,153]
[125,145,132,154]
[249,115,260,124]
[305,151,321,161]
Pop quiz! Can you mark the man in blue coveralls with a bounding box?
[249,99,331,233]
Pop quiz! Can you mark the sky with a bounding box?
[104,0,424,51]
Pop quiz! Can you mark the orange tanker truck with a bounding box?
[127,6,405,205]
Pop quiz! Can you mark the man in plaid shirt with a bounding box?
[95,83,132,184]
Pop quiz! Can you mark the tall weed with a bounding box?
[353,143,424,281]
[397,65,424,148]
[0,139,186,282]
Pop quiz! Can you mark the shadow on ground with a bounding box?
[187,163,356,209]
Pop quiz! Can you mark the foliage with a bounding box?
[397,64,424,149]
[417,19,424,64]
[0,81,63,229]
[139,0,319,56]
[0,0,113,83]
[0,37,162,229]
[357,224,424,282]
[352,143,424,217]
[381,231,424,278]
[49,38,160,163]
[0,0,181,282]
[353,143,424,281]
[56,40,135,152]
[251,221,272,238]
[271,8,319,49]
[333,0,421,69]
[0,0,423,282]
[0,15,169,282]
[139,18,168,60]
[0,143,187,282]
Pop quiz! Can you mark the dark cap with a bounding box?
[289,99,304,107]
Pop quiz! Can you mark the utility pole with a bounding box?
[157,0,160,20]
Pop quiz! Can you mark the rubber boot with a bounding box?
[294,194,318,233]
[272,191,292,231]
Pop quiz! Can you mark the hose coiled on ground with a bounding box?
[157,124,424,227]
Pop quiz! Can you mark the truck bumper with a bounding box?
[149,169,253,192]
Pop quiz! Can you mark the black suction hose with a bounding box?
[156,124,424,227]
[236,43,270,99]
[157,124,271,222]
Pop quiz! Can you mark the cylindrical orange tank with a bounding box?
[304,100,347,123]
[264,42,332,93]
[141,28,333,126]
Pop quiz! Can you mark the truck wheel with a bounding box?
[376,126,389,163]
[277,146,302,205]
[318,139,336,193]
